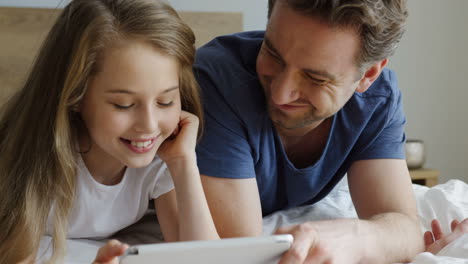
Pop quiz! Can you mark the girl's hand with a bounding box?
[93,240,128,264]
[157,110,199,163]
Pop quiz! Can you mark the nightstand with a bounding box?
[409,168,439,187]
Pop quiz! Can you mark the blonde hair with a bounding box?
[0,0,201,263]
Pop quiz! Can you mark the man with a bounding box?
[194,0,423,262]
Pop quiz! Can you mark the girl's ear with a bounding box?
[356,58,388,93]
[71,103,81,113]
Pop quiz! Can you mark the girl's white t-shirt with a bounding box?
[46,156,174,239]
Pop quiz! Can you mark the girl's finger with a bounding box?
[93,240,128,264]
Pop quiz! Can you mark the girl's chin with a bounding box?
[124,155,157,169]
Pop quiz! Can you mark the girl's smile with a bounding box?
[120,136,159,154]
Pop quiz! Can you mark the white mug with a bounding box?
[405,139,425,169]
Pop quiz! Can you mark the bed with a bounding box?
[262,179,468,264]
[36,179,468,264]
[2,6,467,264]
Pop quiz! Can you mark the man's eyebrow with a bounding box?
[264,37,284,60]
[105,86,179,94]
[265,36,337,81]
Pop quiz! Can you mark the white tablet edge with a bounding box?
[122,234,293,256]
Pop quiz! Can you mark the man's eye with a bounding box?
[306,75,326,85]
[267,50,282,63]
[158,101,174,107]
[113,103,134,109]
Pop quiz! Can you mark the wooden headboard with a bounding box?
[0,7,242,104]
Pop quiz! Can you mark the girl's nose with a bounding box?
[134,105,158,134]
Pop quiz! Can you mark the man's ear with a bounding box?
[356,59,388,93]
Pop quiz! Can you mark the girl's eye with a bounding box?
[113,104,134,110]
[158,101,174,107]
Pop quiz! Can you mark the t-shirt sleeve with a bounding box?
[353,72,406,161]
[195,66,256,179]
[150,162,174,199]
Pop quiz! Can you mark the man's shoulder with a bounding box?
[195,31,264,70]
[194,31,267,120]
[343,68,403,125]
[358,68,399,98]
[196,30,265,55]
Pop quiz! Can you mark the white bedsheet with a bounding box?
[38,179,468,263]
[262,179,468,263]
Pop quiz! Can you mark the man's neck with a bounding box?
[276,119,328,149]
[276,118,332,169]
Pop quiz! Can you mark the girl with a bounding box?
[0,0,218,263]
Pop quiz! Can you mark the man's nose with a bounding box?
[270,69,300,105]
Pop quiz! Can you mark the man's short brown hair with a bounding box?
[268,0,408,71]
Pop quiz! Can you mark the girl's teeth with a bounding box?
[131,140,152,148]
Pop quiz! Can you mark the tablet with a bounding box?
[119,234,293,264]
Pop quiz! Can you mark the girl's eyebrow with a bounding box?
[105,86,179,94]
[162,86,180,94]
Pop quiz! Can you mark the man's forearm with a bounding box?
[362,212,424,263]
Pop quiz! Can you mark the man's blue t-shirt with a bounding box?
[194,31,406,216]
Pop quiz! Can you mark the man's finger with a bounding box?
[451,219,460,232]
[424,231,434,249]
[304,244,331,264]
[453,219,468,234]
[431,219,443,241]
[276,223,317,264]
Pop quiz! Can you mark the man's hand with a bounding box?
[275,220,364,264]
[93,240,129,264]
[424,218,468,254]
